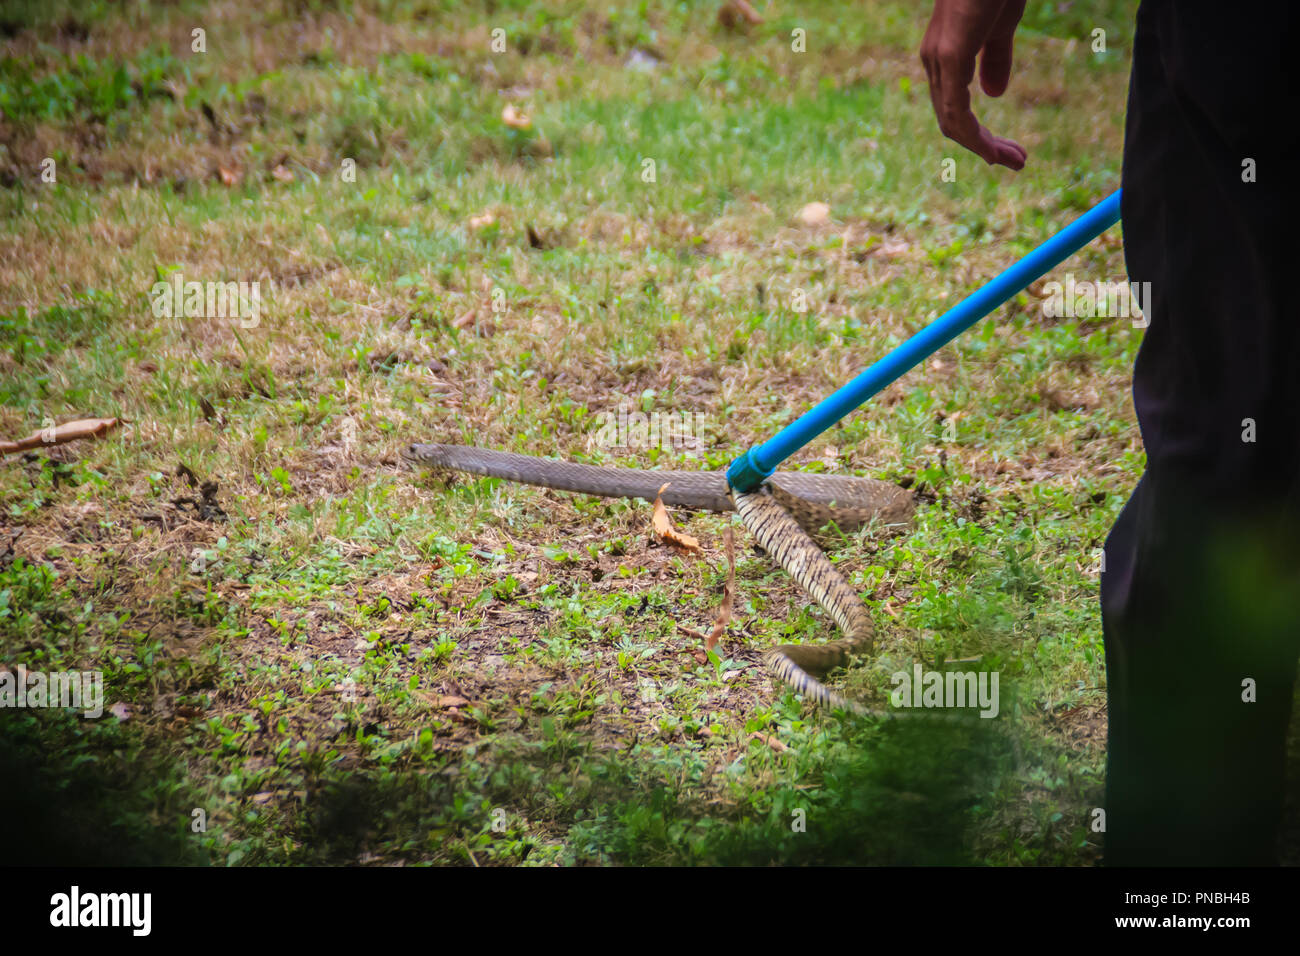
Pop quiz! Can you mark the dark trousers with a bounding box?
[1103,1,1299,865]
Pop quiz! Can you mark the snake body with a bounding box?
[403,442,914,713]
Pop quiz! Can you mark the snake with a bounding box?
[402,442,915,714]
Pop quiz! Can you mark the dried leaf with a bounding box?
[420,692,471,709]
[271,164,294,182]
[877,237,910,258]
[501,104,532,130]
[670,641,711,665]
[218,165,241,187]
[718,0,764,28]
[468,211,496,230]
[624,48,663,72]
[652,483,700,552]
[750,732,789,753]
[1,417,121,455]
[676,626,713,667]
[1044,388,1097,412]
[798,201,830,225]
[703,526,735,652]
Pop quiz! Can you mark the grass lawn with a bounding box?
[0,0,1182,865]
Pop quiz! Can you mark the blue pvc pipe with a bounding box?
[726,189,1123,493]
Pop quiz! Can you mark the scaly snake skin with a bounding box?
[403,442,914,714]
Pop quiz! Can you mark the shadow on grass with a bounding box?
[0,710,208,867]
[590,716,1010,866]
[3,700,1011,866]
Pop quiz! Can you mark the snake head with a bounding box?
[402,443,439,465]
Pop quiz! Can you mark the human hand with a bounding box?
[920,0,1028,170]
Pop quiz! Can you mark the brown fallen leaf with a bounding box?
[1,417,121,455]
[680,644,710,666]
[652,483,701,553]
[718,0,764,29]
[420,692,471,709]
[750,732,789,753]
[1044,388,1097,412]
[501,104,532,130]
[798,201,830,225]
[452,307,479,330]
[703,526,735,653]
[217,165,241,187]
[675,625,711,664]
[270,163,294,182]
[877,237,910,258]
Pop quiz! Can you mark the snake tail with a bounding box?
[405,442,735,512]
[733,490,874,715]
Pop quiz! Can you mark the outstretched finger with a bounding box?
[930,63,1025,169]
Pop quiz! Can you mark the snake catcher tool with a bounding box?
[727,190,1123,494]
[722,189,1123,712]
[407,191,1123,714]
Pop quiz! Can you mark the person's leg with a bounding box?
[1103,0,1300,866]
